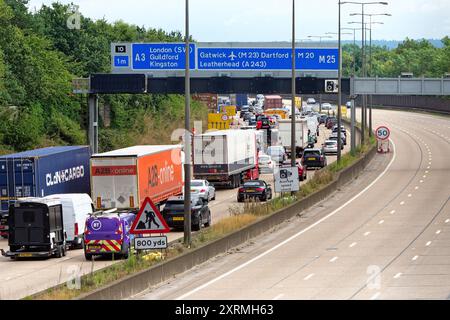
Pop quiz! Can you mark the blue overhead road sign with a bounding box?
[132,43,196,70]
[197,48,338,71]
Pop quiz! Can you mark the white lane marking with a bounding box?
[427,166,430,169]
[414,186,419,190]
[394,273,402,279]
[379,220,385,225]
[420,180,424,183]
[175,140,398,300]
[425,171,429,174]
[436,230,441,235]
[426,241,432,247]
[408,194,412,198]
[412,255,419,261]
[370,292,381,300]
[330,256,339,263]
[272,293,285,300]
[364,231,371,236]
[423,175,427,178]
[400,201,405,205]
[349,242,357,248]
[428,162,432,165]
[304,273,315,281]
[445,219,450,224]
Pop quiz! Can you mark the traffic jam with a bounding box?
[0,94,349,261]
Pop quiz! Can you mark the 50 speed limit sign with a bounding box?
[375,126,390,140]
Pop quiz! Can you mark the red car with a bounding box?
[282,161,307,181]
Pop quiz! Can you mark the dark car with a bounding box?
[319,114,328,125]
[162,195,211,231]
[302,148,327,169]
[326,117,337,129]
[244,112,257,125]
[240,105,250,116]
[237,180,273,202]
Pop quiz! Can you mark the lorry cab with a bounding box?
[84,211,136,260]
[44,194,94,248]
[1,198,67,259]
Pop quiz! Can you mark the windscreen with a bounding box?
[243,181,264,187]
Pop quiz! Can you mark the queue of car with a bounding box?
[0,95,346,263]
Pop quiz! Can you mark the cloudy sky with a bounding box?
[27,0,450,41]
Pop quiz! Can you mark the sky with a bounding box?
[27,0,450,42]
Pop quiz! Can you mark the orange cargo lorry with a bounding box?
[91,145,183,210]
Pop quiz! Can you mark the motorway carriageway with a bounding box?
[0,122,350,299]
[135,109,450,300]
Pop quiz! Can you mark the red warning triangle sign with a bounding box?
[130,197,170,234]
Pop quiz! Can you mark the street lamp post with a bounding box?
[291,0,296,170]
[349,12,390,138]
[183,0,191,246]
[341,2,388,147]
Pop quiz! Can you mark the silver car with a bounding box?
[190,180,216,201]
[323,140,338,155]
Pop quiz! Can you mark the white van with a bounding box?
[44,194,94,248]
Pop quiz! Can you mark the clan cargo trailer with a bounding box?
[91,145,183,210]
[193,130,259,188]
[0,146,91,238]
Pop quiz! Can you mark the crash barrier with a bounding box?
[75,125,376,300]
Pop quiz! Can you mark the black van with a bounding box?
[1,198,67,259]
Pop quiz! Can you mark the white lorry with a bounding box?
[277,119,309,157]
[193,129,259,188]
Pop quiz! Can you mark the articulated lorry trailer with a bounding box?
[193,130,259,188]
[278,119,309,157]
[91,145,184,210]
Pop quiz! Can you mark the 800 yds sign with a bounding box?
[134,236,167,250]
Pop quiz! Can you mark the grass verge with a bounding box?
[29,133,376,300]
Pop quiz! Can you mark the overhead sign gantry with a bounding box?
[111,42,339,78]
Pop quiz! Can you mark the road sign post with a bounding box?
[375,125,390,153]
[274,167,299,193]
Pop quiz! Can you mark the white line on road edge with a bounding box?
[272,293,285,300]
[412,255,419,261]
[400,201,405,205]
[349,242,357,248]
[330,256,339,262]
[304,273,315,281]
[370,292,381,300]
[394,273,402,279]
[436,230,441,235]
[379,220,385,225]
[364,231,371,236]
[390,210,396,214]
[175,140,397,300]
[426,241,432,247]
[445,219,450,224]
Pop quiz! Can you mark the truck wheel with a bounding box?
[55,246,63,258]
[84,252,93,261]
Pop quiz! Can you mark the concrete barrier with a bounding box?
[75,125,377,300]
